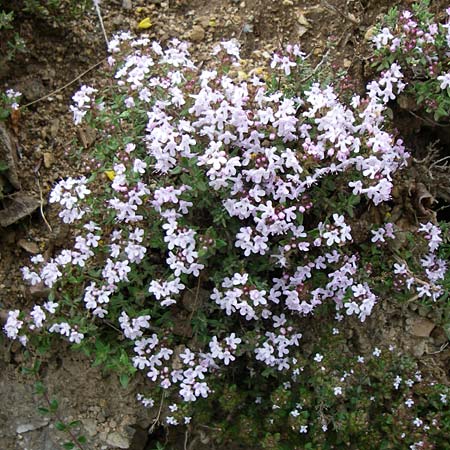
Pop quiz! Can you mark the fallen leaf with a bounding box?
[138,17,152,29]
[105,170,116,181]
[10,108,21,135]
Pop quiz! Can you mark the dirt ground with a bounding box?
[0,0,449,449]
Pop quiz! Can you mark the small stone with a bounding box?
[313,47,323,56]
[113,14,126,26]
[17,239,40,254]
[16,419,49,434]
[411,339,427,358]
[0,193,40,227]
[189,25,205,43]
[409,317,435,337]
[29,283,51,298]
[16,77,46,102]
[122,0,132,9]
[343,58,352,68]
[49,119,60,138]
[297,25,308,38]
[297,13,309,27]
[83,418,98,437]
[106,431,131,449]
[43,152,54,169]
[198,16,210,28]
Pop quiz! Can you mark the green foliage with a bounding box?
[189,327,449,449]
[0,8,26,61]
[371,0,450,122]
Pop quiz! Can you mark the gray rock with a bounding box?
[16,419,49,434]
[16,76,46,102]
[0,192,40,227]
[0,122,21,190]
[106,430,132,449]
[82,418,99,437]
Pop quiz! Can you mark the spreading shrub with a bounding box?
[3,1,450,448]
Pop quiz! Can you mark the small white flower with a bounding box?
[413,417,423,427]
[314,353,323,362]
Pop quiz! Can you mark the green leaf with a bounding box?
[77,435,87,444]
[38,407,49,414]
[196,180,208,192]
[34,381,45,395]
[62,443,75,450]
[119,373,130,388]
[50,398,58,412]
[55,421,67,431]
[170,165,182,175]
[215,239,227,249]
[69,420,81,428]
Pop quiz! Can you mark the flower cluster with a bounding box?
[70,85,98,125]
[371,4,450,120]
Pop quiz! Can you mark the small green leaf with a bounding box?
[119,373,130,388]
[55,421,67,431]
[50,398,58,412]
[34,381,45,395]
[62,443,75,450]
[78,435,87,444]
[170,165,182,175]
[196,180,208,192]
[38,407,49,414]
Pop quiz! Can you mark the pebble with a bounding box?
[16,419,49,434]
[83,418,98,437]
[106,431,131,449]
[49,119,60,138]
[29,282,51,298]
[408,317,435,338]
[17,239,40,254]
[43,152,54,169]
[189,25,205,43]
